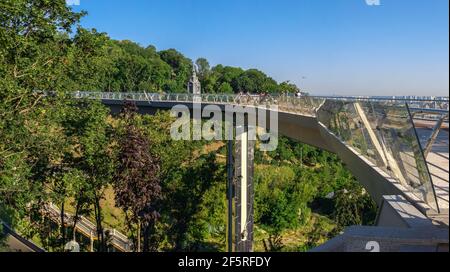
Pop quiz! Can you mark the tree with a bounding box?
[218,82,233,94]
[212,65,244,93]
[0,0,85,94]
[1,0,380,254]
[115,102,163,252]
[65,28,114,92]
[0,0,86,250]
[107,40,172,92]
[165,152,223,251]
[254,165,313,251]
[58,99,115,251]
[69,170,91,243]
[235,69,278,94]
[49,170,78,249]
[159,49,192,92]
[279,81,299,94]
[195,58,210,80]
[333,182,377,230]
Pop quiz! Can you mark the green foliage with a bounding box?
[0,0,86,241]
[235,69,278,94]
[164,152,226,251]
[333,183,377,230]
[279,81,300,94]
[218,82,233,94]
[255,166,302,233]
[65,28,115,92]
[254,137,378,251]
[159,49,193,92]
[196,58,210,81]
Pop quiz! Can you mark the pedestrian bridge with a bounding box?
[75,92,448,213]
[72,91,448,252]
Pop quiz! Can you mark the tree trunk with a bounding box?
[263,239,269,252]
[93,201,100,252]
[143,221,158,252]
[94,195,105,252]
[175,221,188,251]
[60,201,66,250]
[143,222,149,252]
[136,219,141,252]
[72,194,82,241]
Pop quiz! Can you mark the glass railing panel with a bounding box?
[354,102,399,168]
[266,95,319,116]
[317,100,380,165]
[317,100,439,211]
[369,102,438,211]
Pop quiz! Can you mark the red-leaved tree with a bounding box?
[114,101,162,252]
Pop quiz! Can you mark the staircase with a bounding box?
[44,203,133,252]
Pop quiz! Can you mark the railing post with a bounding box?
[423,114,448,158]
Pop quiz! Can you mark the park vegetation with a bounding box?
[0,0,376,252]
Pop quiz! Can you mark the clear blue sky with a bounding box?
[70,0,449,96]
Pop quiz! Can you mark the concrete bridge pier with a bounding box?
[227,124,256,252]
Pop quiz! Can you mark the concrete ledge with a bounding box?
[311,226,449,252]
[376,195,435,228]
[312,196,448,252]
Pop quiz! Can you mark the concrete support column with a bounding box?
[234,125,255,252]
[226,140,234,252]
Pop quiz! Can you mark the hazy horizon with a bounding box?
[71,0,449,96]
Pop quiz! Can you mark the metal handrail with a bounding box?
[73,91,449,109]
[44,203,133,252]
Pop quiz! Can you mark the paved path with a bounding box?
[426,130,449,213]
[415,125,449,216]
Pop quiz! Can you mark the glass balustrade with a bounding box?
[317,99,440,211]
